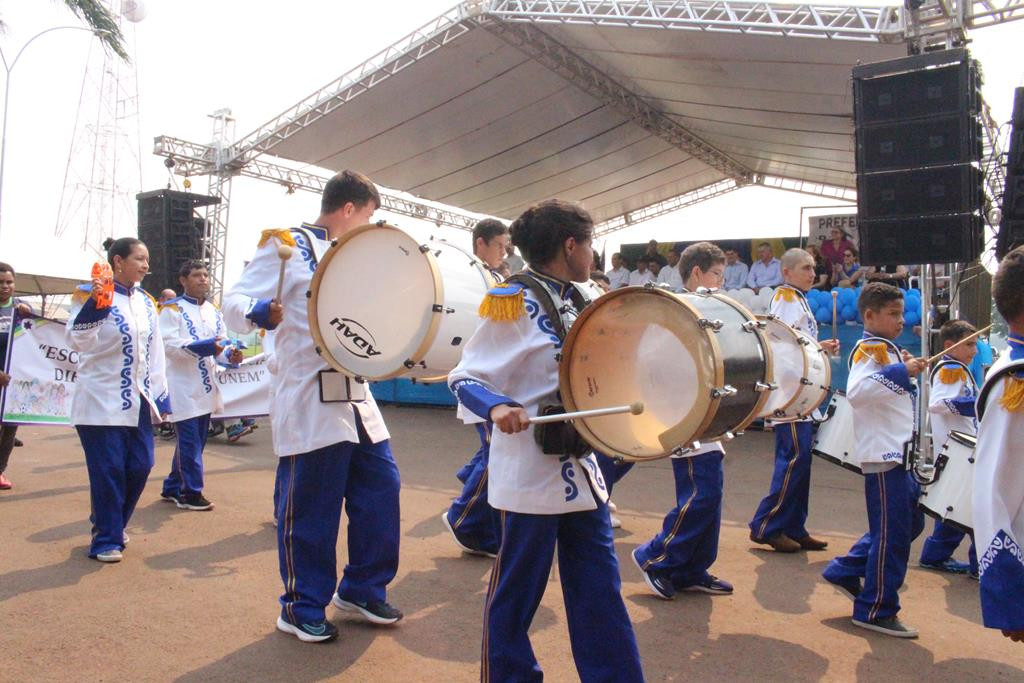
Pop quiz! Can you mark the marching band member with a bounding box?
[919,320,978,576]
[448,200,643,682]
[973,245,1024,643]
[66,237,170,563]
[223,170,403,643]
[749,248,838,552]
[158,260,244,511]
[442,218,509,558]
[632,242,733,598]
[821,283,926,638]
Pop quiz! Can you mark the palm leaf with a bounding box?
[60,0,129,62]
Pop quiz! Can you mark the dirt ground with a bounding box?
[1,405,1022,682]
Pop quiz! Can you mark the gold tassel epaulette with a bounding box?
[938,366,967,385]
[1000,374,1024,412]
[852,341,891,366]
[774,286,797,303]
[479,284,525,321]
[258,228,297,248]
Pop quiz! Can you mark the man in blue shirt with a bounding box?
[746,242,783,293]
[722,249,749,290]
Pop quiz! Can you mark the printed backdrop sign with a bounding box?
[1,315,271,425]
[807,213,859,250]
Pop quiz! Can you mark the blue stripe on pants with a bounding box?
[162,413,210,496]
[821,468,924,621]
[446,423,501,554]
[633,450,724,588]
[276,414,401,625]
[749,421,813,541]
[75,400,155,557]
[920,520,977,574]
[482,506,644,683]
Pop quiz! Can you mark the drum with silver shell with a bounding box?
[307,223,495,382]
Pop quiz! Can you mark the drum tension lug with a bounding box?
[419,244,431,253]
[723,431,736,441]
[330,239,338,247]
[754,381,776,392]
[797,337,811,346]
[403,359,415,369]
[305,290,312,298]
[800,378,814,386]
[711,385,737,399]
[554,353,562,363]
[698,318,724,332]
[431,304,455,313]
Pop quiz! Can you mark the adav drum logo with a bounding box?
[330,317,382,359]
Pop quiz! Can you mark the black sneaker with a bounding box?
[851,616,918,638]
[160,491,181,504]
[682,574,734,595]
[440,512,497,559]
[13,437,23,447]
[919,558,971,574]
[332,594,403,625]
[631,548,675,600]
[275,616,338,643]
[823,574,862,602]
[177,493,214,511]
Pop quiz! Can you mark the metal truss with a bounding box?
[756,174,857,202]
[152,136,482,232]
[979,101,1006,230]
[594,178,741,235]
[903,0,1024,51]
[482,19,755,183]
[204,109,236,301]
[966,0,1024,28]
[485,0,905,41]
[231,5,480,162]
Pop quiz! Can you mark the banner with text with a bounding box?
[1,316,271,425]
[807,214,859,250]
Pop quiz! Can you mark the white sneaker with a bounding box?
[607,500,618,512]
[122,533,130,545]
[610,514,622,529]
[96,549,123,563]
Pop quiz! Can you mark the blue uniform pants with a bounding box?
[446,423,502,554]
[749,421,814,541]
[483,505,644,683]
[75,401,154,557]
[275,415,401,625]
[634,451,724,588]
[822,467,925,621]
[595,452,634,496]
[162,413,210,496]
[920,520,977,574]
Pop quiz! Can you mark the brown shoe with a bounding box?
[795,535,828,551]
[750,531,800,553]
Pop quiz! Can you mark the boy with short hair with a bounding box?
[749,248,838,553]
[822,282,927,638]
[919,319,979,576]
[973,245,1024,643]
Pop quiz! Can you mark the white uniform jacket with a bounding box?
[448,271,609,515]
[66,282,170,426]
[222,224,388,457]
[972,336,1024,630]
[928,356,978,446]
[847,335,914,469]
[771,284,818,422]
[159,295,236,422]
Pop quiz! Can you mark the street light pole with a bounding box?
[0,26,108,240]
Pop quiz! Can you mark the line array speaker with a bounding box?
[136,189,220,296]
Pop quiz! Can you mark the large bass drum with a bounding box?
[559,286,773,461]
[307,223,494,382]
[919,430,976,533]
[756,315,831,421]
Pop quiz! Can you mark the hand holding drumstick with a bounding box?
[266,245,291,327]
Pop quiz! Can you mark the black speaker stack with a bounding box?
[853,49,984,266]
[136,189,220,296]
[996,87,1024,259]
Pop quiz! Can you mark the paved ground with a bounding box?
[1,405,1021,682]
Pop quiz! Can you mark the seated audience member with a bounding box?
[649,261,662,279]
[159,289,177,304]
[644,239,668,268]
[821,226,856,273]
[722,249,749,290]
[656,246,684,292]
[607,252,631,290]
[746,242,783,293]
[867,264,909,290]
[834,247,866,288]
[629,258,654,286]
[805,244,831,291]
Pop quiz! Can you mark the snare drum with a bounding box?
[307,224,495,382]
[919,430,976,533]
[558,286,773,461]
[811,391,862,474]
[756,315,831,421]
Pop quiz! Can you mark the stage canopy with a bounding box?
[227,1,913,230]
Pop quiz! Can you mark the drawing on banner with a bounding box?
[807,214,858,250]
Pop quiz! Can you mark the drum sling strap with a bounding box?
[505,272,593,458]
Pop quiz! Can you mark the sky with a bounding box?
[0,0,1021,290]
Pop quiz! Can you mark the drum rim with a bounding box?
[306,223,445,380]
[559,285,726,461]
[757,315,809,418]
[947,430,977,449]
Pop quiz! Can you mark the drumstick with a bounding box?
[530,402,644,424]
[831,291,838,341]
[924,324,992,365]
[275,245,293,302]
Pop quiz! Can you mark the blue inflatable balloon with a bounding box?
[842,304,856,323]
[815,307,831,323]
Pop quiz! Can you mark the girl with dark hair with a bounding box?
[448,199,644,682]
[65,237,170,562]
